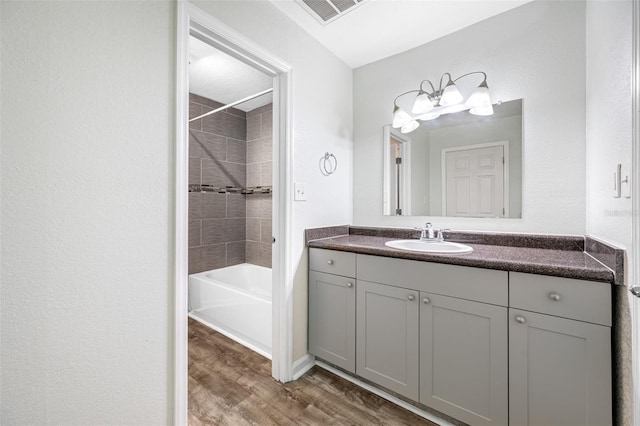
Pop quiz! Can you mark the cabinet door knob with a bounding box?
[422,297,430,304]
[327,260,334,265]
[346,282,353,288]
[408,295,415,301]
[549,292,561,301]
[515,315,526,324]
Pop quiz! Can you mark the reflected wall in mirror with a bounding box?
[383,99,522,218]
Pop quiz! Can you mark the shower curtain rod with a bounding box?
[188,88,274,123]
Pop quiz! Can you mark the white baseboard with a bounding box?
[292,353,315,380]
[315,361,453,426]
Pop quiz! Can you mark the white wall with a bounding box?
[585,1,634,424]
[1,2,174,424]
[1,1,353,422]
[585,0,633,269]
[353,0,586,234]
[189,1,354,361]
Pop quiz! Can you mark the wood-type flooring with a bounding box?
[188,318,437,426]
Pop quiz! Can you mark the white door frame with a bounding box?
[382,125,412,215]
[631,0,640,422]
[175,2,294,425]
[441,140,510,217]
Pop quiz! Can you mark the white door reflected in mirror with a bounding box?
[444,142,507,217]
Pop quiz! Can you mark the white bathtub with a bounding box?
[188,263,272,359]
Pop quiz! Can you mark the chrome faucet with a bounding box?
[417,222,435,241]
[416,223,450,242]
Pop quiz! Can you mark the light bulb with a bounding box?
[465,80,492,108]
[412,91,434,114]
[400,120,419,133]
[439,81,463,106]
[392,106,412,128]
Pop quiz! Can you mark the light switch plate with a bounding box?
[294,182,307,201]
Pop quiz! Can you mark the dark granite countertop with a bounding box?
[306,227,622,284]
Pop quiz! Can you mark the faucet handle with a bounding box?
[437,228,451,240]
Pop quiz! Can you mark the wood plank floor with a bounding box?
[188,318,437,426]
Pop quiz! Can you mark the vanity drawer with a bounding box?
[309,248,356,277]
[509,272,611,326]
[357,254,508,306]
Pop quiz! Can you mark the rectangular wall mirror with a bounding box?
[383,98,522,218]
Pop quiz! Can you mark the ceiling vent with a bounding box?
[298,0,367,25]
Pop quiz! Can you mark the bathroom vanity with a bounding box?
[306,226,622,426]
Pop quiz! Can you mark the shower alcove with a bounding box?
[187,91,274,358]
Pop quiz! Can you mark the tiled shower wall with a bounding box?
[188,93,272,274]
[246,104,273,268]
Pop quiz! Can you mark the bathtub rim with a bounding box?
[189,263,272,303]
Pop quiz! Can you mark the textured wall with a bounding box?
[1,2,173,423]
[353,1,586,234]
[585,1,634,424]
[585,1,633,272]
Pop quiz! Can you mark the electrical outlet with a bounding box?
[294,182,307,201]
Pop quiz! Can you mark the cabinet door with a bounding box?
[509,309,612,426]
[420,293,508,426]
[308,271,356,372]
[356,280,419,400]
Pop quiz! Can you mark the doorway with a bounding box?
[187,35,275,358]
[382,125,412,216]
[175,4,293,424]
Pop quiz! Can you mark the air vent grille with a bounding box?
[332,0,358,13]
[298,0,366,25]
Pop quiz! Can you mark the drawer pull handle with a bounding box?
[408,295,415,301]
[327,260,334,265]
[549,293,561,301]
[515,315,526,324]
[422,297,431,304]
[346,282,353,288]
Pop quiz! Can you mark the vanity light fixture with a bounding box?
[392,71,494,133]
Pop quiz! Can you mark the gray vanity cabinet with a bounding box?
[308,249,613,426]
[308,249,356,373]
[420,292,508,426]
[356,280,419,400]
[508,272,612,426]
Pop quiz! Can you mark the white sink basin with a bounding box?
[385,239,473,254]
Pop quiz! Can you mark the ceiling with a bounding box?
[270,0,533,68]
[189,36,273,112]
[188,0,533,110]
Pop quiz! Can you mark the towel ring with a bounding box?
[320,152,337,176]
